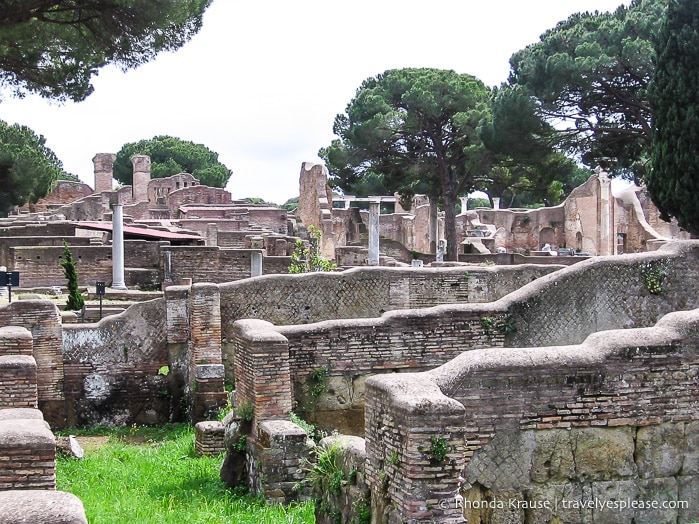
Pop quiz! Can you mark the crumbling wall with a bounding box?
[364,308,699,523]
[62,299,171,427]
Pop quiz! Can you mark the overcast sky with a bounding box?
[0,0,630,205]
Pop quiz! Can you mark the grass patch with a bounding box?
[57,424,314,524]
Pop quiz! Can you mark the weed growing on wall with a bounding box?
[306,366,329,410]
[288,225,337,273]
[428,436,449,462]
[641,262,665,294]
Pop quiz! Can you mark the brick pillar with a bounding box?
[232,319,292,424]
[188,283,227,422]
[92,153,115,194]
[131,154,151,203]
[1,301,65,426]
[365,373,467,524]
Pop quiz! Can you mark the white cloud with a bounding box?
[0,0,630,205]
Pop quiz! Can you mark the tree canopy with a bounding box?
[113,135,232,188]
[647,0,699,235]
[320,68,492,260]
[0,0,211,102]
[508,0,664,179]
[0,119,73,215]
[479,85,590,207]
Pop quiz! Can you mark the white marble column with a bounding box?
[251,252,263,277]
[111,204,127,289]
[368,199,380,266]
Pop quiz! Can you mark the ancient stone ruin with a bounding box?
[0,155,697,523]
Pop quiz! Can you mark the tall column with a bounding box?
[251,252,263,277]
[92,153,115,194]
[111,204,127,289]
[368,199,380,266]
[131,154,151,203]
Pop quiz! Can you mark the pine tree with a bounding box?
[647,0,699,235]
[61,242,84,311]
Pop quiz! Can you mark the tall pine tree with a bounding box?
[647,0,699,235]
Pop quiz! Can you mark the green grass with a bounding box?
[57,424,314,524]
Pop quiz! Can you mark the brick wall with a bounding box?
[364,308,699,523]
[0,355,37,408]
[10,240,160,288]
[161,246,257,284]
[0,418,56,490]
[0,237,91,268]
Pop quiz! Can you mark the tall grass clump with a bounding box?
[57,424,313,524]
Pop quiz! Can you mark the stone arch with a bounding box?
[538,227,555,248]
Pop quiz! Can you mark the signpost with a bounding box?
[0,271,19,303]
[96,281,105,320]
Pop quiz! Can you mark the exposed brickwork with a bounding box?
[0,301,64,424]
[0,326,33,356]
[0,419,55,490]
[194,421,225,456]
[62,299,170,427]
[505,241,699,347]
[248,420,310,502]
[219,265,557,330]
[364,308,699,523]
[10,240,161,287]
[232,320,292,422]
[188,284,227,422]
[0,355,37,408]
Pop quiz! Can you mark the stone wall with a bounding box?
[219,264,561,329]
[504,241,699,347]
[62,299,171,427]
[364,308,699,523]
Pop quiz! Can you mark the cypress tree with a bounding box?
[61,242,84,311]
[647,0,699,235]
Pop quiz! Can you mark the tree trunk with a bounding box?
[443,191,459,261]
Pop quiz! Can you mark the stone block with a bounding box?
[0,408,44,421]
[682,421,699,475]
[590,480,638,523]
[0,490,87,524]
[573,427,636,481]
[678,475,699,524]
[635,477,679,524]
[530,429,575,484]
[635,423,685,478]
[196,364,225,380]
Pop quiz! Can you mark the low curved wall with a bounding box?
[365,309,699,523]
